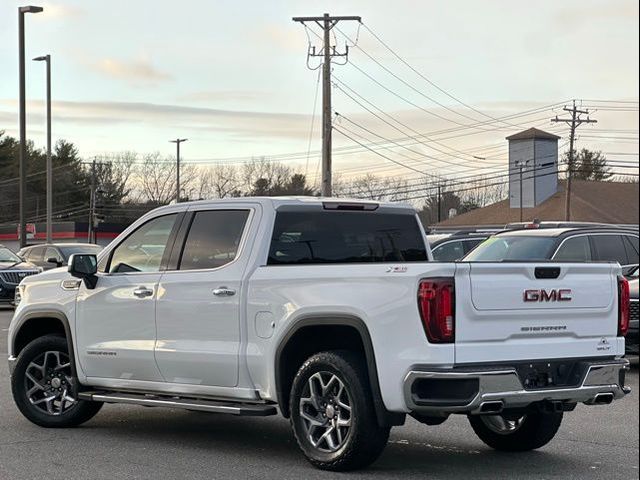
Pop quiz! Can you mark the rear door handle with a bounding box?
[133,287,153,298]
[213,287,236,297]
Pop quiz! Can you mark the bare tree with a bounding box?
[94,151,136,205]
[343,173,410,201]
[136,153,197,204]
[195,164,242,199]
[241,157,292,193]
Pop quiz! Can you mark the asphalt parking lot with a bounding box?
[0,306,637,480]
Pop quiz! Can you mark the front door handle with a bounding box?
[133,287,153,298]
[213,287,236,297]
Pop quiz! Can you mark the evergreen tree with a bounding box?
[564,148,611,181]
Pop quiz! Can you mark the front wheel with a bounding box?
[289,350,390,471]
[11,335,103,428]
[468,411,563,452]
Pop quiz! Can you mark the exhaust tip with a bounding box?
[479,401,504,414]
[593,393,614,405]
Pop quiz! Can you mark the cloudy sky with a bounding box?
[0,0,638,183]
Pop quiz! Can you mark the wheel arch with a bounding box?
[274,315,405,427]
[12,311,79,379]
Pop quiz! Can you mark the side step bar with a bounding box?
[78,391,278,417]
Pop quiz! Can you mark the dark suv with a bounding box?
[463,227,639,271]
[428,233,490,261]
[0,245,40,305]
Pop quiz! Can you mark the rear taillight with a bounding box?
[618,276,630,337]
[418,278,455,343]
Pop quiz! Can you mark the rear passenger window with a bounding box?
[623,235,639,265]
[27,246,44,262]
[432,241,465,261]
[463,239,485,254]
[553,236,592,261]
[591,235,629,265]
[45,247,63,263]
[268,211,428,265]
[179,210,249,270]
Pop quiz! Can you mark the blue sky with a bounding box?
[0,0,638,182]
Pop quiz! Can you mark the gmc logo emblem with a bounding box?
[523,289,572,302]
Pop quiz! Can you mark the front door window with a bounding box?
[108,214,177,273]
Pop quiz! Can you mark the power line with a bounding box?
[357,22,519,129]
[305,67,322,178]
[333,126,426,174]
[336,26,493,128]
[333,77,507,165]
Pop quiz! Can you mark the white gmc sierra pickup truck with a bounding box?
[7,197,631,471]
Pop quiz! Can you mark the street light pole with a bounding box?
[33,54,51,243]
[169,138,187,203]
[18,5,44,248]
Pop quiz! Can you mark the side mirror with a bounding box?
[68,254,98,289]
[47,257,63,267]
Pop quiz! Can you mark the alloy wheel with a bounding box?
[24,350,77,416]
[299,371,352,453]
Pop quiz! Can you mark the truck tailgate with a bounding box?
[454,262,623,364]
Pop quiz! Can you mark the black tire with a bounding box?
[468,411,563,452]
[289,350,390,471]
[11,335,103,428]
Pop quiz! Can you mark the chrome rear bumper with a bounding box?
[404,358,630,415]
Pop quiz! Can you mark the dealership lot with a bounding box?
[0,307,637,480]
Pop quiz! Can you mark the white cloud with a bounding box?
[41,2,85,19]
[92,58,172,84]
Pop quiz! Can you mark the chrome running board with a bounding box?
[78,391,278,416]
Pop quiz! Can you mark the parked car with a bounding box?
[17,243,103,271]
[8,198,631,471]
[463,227,639,270]
[429,233,490,261]
[0,245,40,305]
[626,266,639,356]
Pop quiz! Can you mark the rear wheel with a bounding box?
[11,335,103,428]
[289,350,390,471]
[468,411,563,452]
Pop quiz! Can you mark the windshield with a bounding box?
[0,247,21,263]
[463,236,555,261]
[59,245,102,259]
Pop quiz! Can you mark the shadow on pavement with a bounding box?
[81,407,576,479]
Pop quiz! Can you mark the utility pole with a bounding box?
[169,138,187,202]
[437,183,442,223]
[292,13,361,197]
[551,100,597,221]
[87,159,96,243]
[33,54,52,243]
[515,160,530,222]
[18,5,43,248]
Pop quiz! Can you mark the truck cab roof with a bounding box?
[148,196,417,216]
